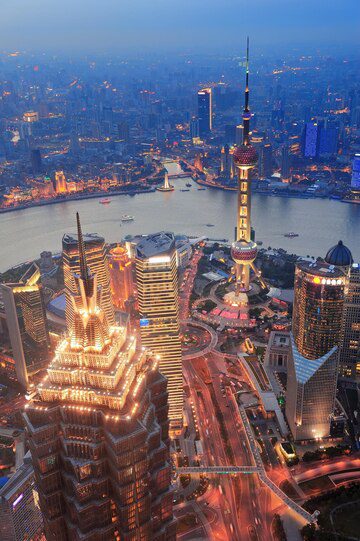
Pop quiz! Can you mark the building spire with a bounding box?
[76,212,90,295]
[243,36,251,146]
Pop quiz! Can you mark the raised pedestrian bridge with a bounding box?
[176,465,319,524]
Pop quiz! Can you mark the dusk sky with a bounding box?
[1,0,359,53]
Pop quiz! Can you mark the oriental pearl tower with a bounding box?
[231,38,259,300]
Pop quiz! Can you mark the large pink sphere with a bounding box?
[233,144,258,167]
[231,240,258,264]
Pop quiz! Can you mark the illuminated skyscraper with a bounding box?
[135,233,183,432]
[108,245,134,311]
[286,261,346,440]
[63,231,115,329]
[231,38,259,296]
[24,214,176,541]
[0,452,43,541]
[54,171,67,194]
[197,88,212,137]
[324,241,360,381]
[339,263,360,380]
[0,264,50,389]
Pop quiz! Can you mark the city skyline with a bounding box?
[0,5,360,540]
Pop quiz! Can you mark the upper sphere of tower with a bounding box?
[233,144,258,167]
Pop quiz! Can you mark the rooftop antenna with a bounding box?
[76,212,90,295]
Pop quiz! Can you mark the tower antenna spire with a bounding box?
[76,212,90,294]
[243,37,251,145]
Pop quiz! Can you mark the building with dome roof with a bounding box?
[325,240,353,269]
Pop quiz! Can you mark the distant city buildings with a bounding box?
[0,264,50,389]
[351,154,360,193]
[135,232,183,432]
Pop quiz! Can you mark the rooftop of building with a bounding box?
[62,232,105,248]
[325,240,353,268]
[135,232,175,259]
[0,451,33,501]
[296,259,345,279]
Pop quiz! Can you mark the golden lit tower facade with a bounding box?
[0,264,50,390]
[63,231,115,330]
[108,245,134,311]
[231,38,258,295]
[135,233,183,433]
[55,171,67,194]
[339,263,360,380]
[286,261,346,441]
[24,214,176,541]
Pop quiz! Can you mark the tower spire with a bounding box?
[76,212,90,295]
[243,36,251,146]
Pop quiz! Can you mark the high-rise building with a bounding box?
[220,144,235,180]
[197,88,212,137]
[318,124,338,157]
[54,170,67,194]
[62,231,115,329]
[0,452,43,541]
[118,121,130,143]
[189,116,199,140]
[135,232,183,432]
[323,241,358,380]
[339,263,360,380]
[285,260,346,440]
[303,122,319,158]
[281,145,291,181]
[108,245,134,311]
[0,264,50,389]
[24,215,176,541]
[259,142,272,179]
[235,124,243,145]
[231,38,259,297]
[351,154,360,193]
[30,149,42,173]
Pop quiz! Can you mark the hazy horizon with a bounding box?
[1,0,359,55]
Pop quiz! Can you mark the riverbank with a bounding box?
[0,187,156,214]
[192,176,358,202]
[1,161,359,272]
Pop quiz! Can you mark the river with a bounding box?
[0,162,359,271]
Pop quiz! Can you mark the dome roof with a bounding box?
[325,240,353,267]
[233,144,258,167]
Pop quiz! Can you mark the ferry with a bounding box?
[284,232,299,238]
[99,198,111,204]
[121,214,135,222]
